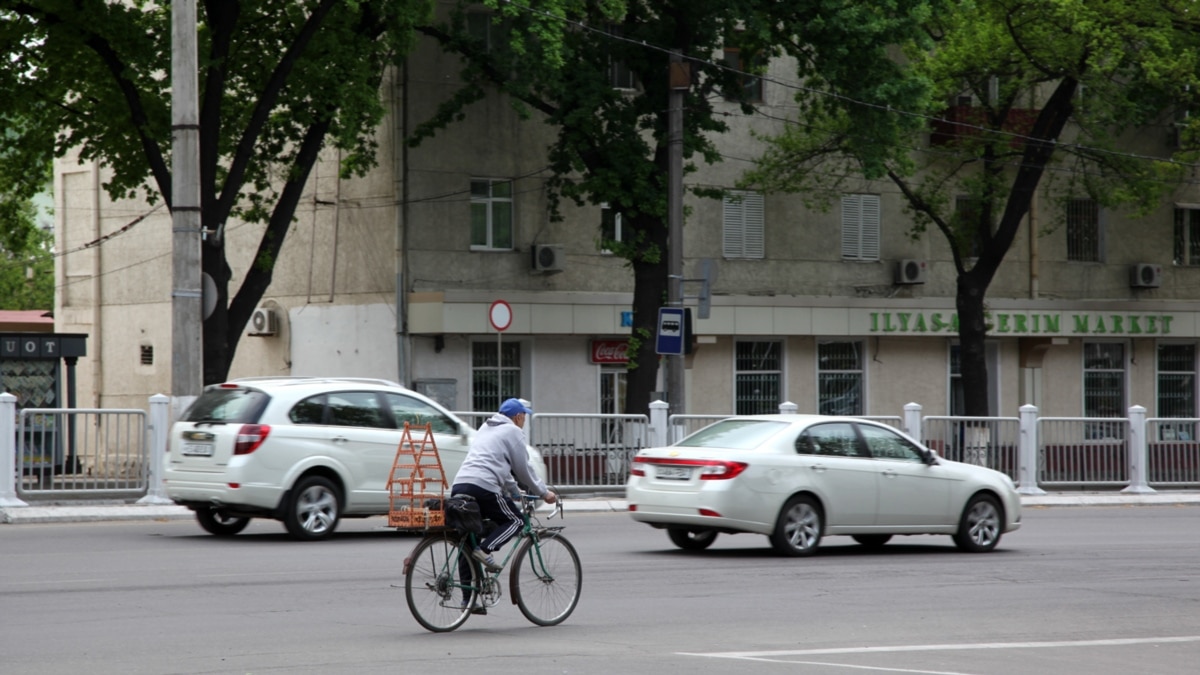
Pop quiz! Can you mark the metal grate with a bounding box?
[1158,344,1196,418]
[1083,342,1125,418]
[471,341,521,413]
[818,341,863,415]
[735,341,780,414]
[1066,198,1100,262]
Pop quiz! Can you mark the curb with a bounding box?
[4,493,1200,524]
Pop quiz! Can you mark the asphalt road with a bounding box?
[3,506,1200,675]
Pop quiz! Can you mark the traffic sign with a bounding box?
[489,300,512,332]
[656,307,686,355]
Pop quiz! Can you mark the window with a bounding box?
[1158,344,1195,419]
[290,395,327,425]
[1174,206,1200,266]
[600,203,624,253]
[859,424,924,462]
[722,43,763,102]
[722,191,764,259]
[818,341,863,416]
[326,391,389,428]
[472,341,522,412]
[470,179,513,250]
[953,195,984,258]
[1066,198,1101,262]
[384,392,458,434]
[1084,342,1125,419]
[735,341,781,414]
[797,423,861,458]
[841,194,880,261]
[600,368,627,443]
[606,26,637,90]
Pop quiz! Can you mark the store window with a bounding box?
[471,341,522,412]
[1084,342,1125,438]
[470,178,513,250]
[735,340,781,414]
[600,368,627,443]
[1157,344,1198,440]
[818,341,863,416]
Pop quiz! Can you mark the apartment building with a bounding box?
[53,24,1200,425]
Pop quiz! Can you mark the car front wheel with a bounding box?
[769,495,822,557]
[284,476,341,541]
[667,527,718,551]
[952,494,1003,553]
[195,508,250,536]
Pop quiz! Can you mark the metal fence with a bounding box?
[1037,417,1130,486]
[1146,418,1200,486]
[527,413,649,492]
[13,407,149,500]
[921,416,1020,476]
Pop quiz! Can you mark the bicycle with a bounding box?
[403,494,582,632]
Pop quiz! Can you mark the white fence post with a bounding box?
[0,392,28,507]
[1123,405,1155,494]
[778,401,798,414]
[1018,404,1046,495]
[138,394,173,505]
[649,400,669,447]
[903,402,922,439]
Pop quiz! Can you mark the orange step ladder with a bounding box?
[387,422,447,529]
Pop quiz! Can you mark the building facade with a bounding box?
[53,16,1200,424]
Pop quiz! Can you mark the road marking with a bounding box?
[681,635,1200,661]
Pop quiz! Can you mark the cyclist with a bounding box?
[452,398,557,576]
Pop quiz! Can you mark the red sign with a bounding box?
[590,340,629,364]
[488,300,512,332]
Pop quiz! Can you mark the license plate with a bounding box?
[182,443,214,457]
[656,465,691,480]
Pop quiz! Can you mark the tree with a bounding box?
[0,0,433,384]
[746,0,1199,416]
[413,0,937,415]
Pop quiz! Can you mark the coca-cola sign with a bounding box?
[590,340,629,364]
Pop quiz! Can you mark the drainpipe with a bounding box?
[1029,188,1039,299]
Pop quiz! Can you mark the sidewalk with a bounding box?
[4,491,1200,524]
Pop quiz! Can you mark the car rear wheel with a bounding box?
[667,527,718,551]
[195,508,250,536]
[284,476,341,541]
[952,494,1003,553]
[851,534,892,549]
[769,495,822,557]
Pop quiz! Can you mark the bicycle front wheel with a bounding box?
[404,533,477,633]
[509,531,582,626]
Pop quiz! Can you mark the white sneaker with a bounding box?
[471,548,502,572]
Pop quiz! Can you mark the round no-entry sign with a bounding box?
[489,300,512,332]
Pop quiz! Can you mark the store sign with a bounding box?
[590,340,630,364]
[867,311,1176,336]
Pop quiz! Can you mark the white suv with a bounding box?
[164,377,547,541]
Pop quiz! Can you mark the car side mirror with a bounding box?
[922,448,939,465]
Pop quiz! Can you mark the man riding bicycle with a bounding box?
[451,398,558,582]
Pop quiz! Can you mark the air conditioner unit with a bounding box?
[249,307,279,336]
[1130,263,1162,289]
[894,259,927,285]
[531,244,565,273]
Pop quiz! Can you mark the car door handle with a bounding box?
[881,470,899,478]
[331,436,349,443]
[809,464,827,472]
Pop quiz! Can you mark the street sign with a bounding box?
[656,307,686,355]
[489,300,512,332]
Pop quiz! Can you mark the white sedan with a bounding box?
[626,415,1021,555]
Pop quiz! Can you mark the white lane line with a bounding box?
[680,634,1200,660]
[735,657,972,675]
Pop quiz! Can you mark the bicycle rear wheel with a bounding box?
[509,531,581,626]
[404,533,477,632]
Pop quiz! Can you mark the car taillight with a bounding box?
[631,456,748,480]
[234,424,270,455]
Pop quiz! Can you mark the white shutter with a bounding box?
[723,195,744,258]
[860,195,880,261]
[723,192,764,259]
[743,192,765,259]
[841,194,880,261]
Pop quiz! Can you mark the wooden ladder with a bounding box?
[387,422,447,529]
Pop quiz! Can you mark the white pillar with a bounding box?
[1122,405,1155,494]
[778,401,798,414]
[903,402,922,440]
[649,400,670,447]
[0,392,28,507]
[138,394,174,505]
[1018,404,1046,495]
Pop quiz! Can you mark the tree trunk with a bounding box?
[624,213,670,417]
[956,272,991,417]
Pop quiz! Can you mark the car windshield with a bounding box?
[676,420,790,450]
[184,388,269,423]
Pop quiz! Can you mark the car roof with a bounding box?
[210,376,419,400]
[712,414,889,426]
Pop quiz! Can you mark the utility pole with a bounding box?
[171,0,203,418]
[666,52,688,415]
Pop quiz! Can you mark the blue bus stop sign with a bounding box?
[656,307,686,355]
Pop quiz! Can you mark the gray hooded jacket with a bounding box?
[453,413,549,497]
